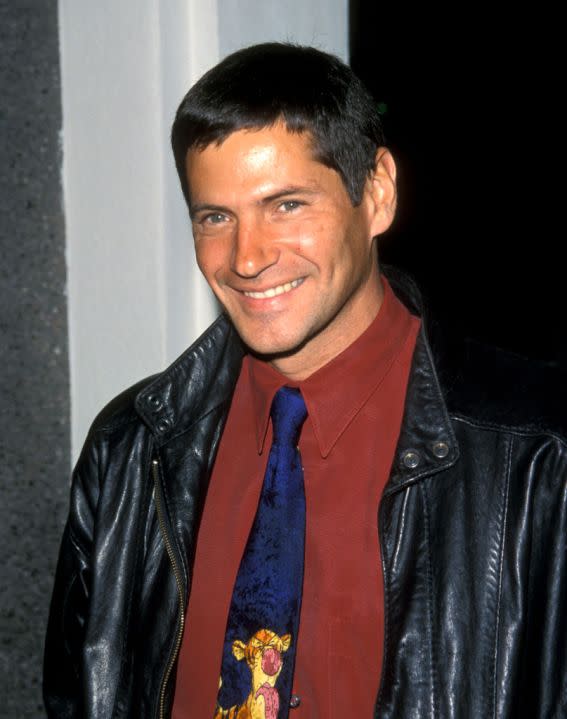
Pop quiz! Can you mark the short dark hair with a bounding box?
[171,42,384,207]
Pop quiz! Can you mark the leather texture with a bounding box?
[44,269,567,718]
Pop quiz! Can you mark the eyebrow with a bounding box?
[189,202,231,219]
[259,185,320,204]
[189,185,320,218]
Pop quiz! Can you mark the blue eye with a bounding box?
[280,200,302,212]
[204,213,227,224]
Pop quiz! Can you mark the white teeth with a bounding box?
[244,278,303,299]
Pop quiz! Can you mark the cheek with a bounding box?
[336,218,373,270]
[194,237,228,281]
[290,220,343,266]
[269,218,312,256]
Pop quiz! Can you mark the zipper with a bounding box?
[152,458,185,719]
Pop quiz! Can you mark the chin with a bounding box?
[245,338,301,360]
[238,328,307,360]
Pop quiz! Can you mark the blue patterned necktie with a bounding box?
[214,386,308,719]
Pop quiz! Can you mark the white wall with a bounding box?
[59,0,347,461]
[217,0,347,58]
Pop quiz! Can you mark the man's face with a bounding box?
[185,123,395,379]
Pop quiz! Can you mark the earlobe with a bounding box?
[368,147,397,237]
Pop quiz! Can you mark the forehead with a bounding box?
[184,123,334,203]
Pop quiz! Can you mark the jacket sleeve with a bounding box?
[43,437,100,718]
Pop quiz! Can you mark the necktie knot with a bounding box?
[270,386,307,448]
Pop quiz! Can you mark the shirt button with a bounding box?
[402,450,420,469]
[432,441,450,458]
[289,694,301,709]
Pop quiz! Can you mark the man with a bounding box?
[44,44,566,718]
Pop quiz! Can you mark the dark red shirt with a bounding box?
[172,276,420,718]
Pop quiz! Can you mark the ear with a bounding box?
[280,634,292,652]
[232,640,247,661]
[364,147,397,238]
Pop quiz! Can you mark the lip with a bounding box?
[236,277,305,301]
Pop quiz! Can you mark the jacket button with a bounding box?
[156,417,171,434]
[289,694,301,708]
[402,450,420,469]
[432,441,449,458]
[147,394,163,411]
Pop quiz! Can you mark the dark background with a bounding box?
[350,2,564,365]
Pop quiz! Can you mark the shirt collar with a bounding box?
[248,275,417,457]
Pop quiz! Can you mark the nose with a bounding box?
[231,217,279,278]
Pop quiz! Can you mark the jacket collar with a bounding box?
[384,325,460,493]
[135,267,460,487]
[382,266,459,492]
[135,315,245,447]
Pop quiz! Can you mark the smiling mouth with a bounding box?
[243,278,304,299]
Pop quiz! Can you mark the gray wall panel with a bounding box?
[0,2,68,717]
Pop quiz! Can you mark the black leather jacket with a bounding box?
[44,273,567,718]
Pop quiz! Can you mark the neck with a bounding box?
[270,267,384,381]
